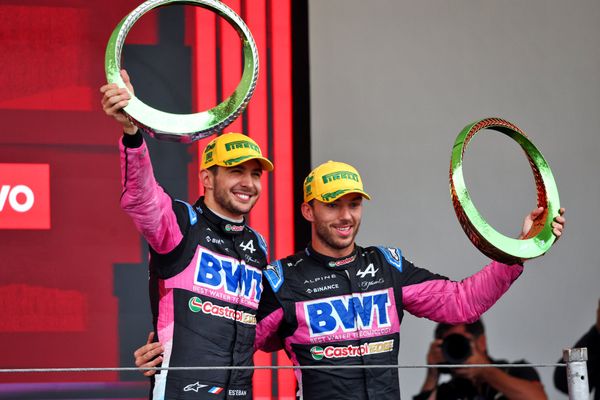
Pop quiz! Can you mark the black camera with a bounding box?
[440,333,472,364]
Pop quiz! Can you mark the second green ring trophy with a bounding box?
[450,118,561,264]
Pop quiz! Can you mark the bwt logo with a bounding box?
[304,289,392,336]
[194,248,262,303]
[0,164,50,229]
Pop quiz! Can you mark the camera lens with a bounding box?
[441,333,472,364]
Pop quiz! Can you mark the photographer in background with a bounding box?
[413,320,547,400]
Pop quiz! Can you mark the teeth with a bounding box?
[236,193,250,200]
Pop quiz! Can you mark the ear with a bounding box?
[301,202,314,222]
[200,169,213,190]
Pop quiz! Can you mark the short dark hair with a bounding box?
[207,165,219,176]
[434,319,485,339]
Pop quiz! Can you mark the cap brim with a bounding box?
[221,155,274,171]
[317,189,371,203]
[256,157,274,172]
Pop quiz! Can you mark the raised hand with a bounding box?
[100,69,137,135]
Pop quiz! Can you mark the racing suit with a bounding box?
[120,133,268,400]
[255,244,523,400]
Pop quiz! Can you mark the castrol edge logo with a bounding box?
[310,339,394,360]
[0,164,50,229]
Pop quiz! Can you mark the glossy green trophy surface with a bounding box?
[450,118,560,264]
[105,0,258,143]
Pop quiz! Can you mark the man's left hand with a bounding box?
[520,207,565,239]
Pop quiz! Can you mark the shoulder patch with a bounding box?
[175,199,197,226]
[376,246,403,272]
[263,260,284,293]
[247,227,268,257]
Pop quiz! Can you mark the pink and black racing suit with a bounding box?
[120,134,267,400]
[256,244,523,400]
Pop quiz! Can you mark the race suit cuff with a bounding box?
[122,131,143,148]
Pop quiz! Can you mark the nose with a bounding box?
[239,170,253,187]
[338,204,352,221]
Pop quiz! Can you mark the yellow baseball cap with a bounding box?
[200,133,274,171]
[304,160,371,203]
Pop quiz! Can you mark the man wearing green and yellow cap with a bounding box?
[102,72,273,400]
[255,160,565,400]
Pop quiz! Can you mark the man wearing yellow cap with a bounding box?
[255,160,565,400]
[101,73,273,400]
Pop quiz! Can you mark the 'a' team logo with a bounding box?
[189,297,202,312]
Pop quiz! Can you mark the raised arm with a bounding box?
[101,69,183,254]
[403,208,565,324]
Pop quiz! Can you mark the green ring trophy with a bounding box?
[449,118,561,264]
[105,0,258,143]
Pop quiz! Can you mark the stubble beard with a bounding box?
[213,183,257,217]
[314,220,360,253]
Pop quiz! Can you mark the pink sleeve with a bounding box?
[255,308,284,352]
[402,261,523,324]
[119,139,183,254]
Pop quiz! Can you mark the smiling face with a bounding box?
[201,159,263,220]
[302,193,363,258]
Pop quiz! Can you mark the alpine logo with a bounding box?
[240,240,255,253]
[356,263,378,278]
[194,247,262,305]
[310,340,394,360]
[188,297,257,325]
[304,274,336,285]
[304,289,393,337]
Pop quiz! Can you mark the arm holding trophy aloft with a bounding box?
[100,69,137,135]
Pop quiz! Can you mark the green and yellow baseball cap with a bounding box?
[201,133,274,171]
[304,160,371,203]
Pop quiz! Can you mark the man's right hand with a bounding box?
[421,339,444,391]
[100,69,138,135]
[134,331,164,377]
[426,339,445,366]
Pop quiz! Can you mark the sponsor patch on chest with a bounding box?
[296,288,400,344]
[188,297,256,325]
[193,246,262,309]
